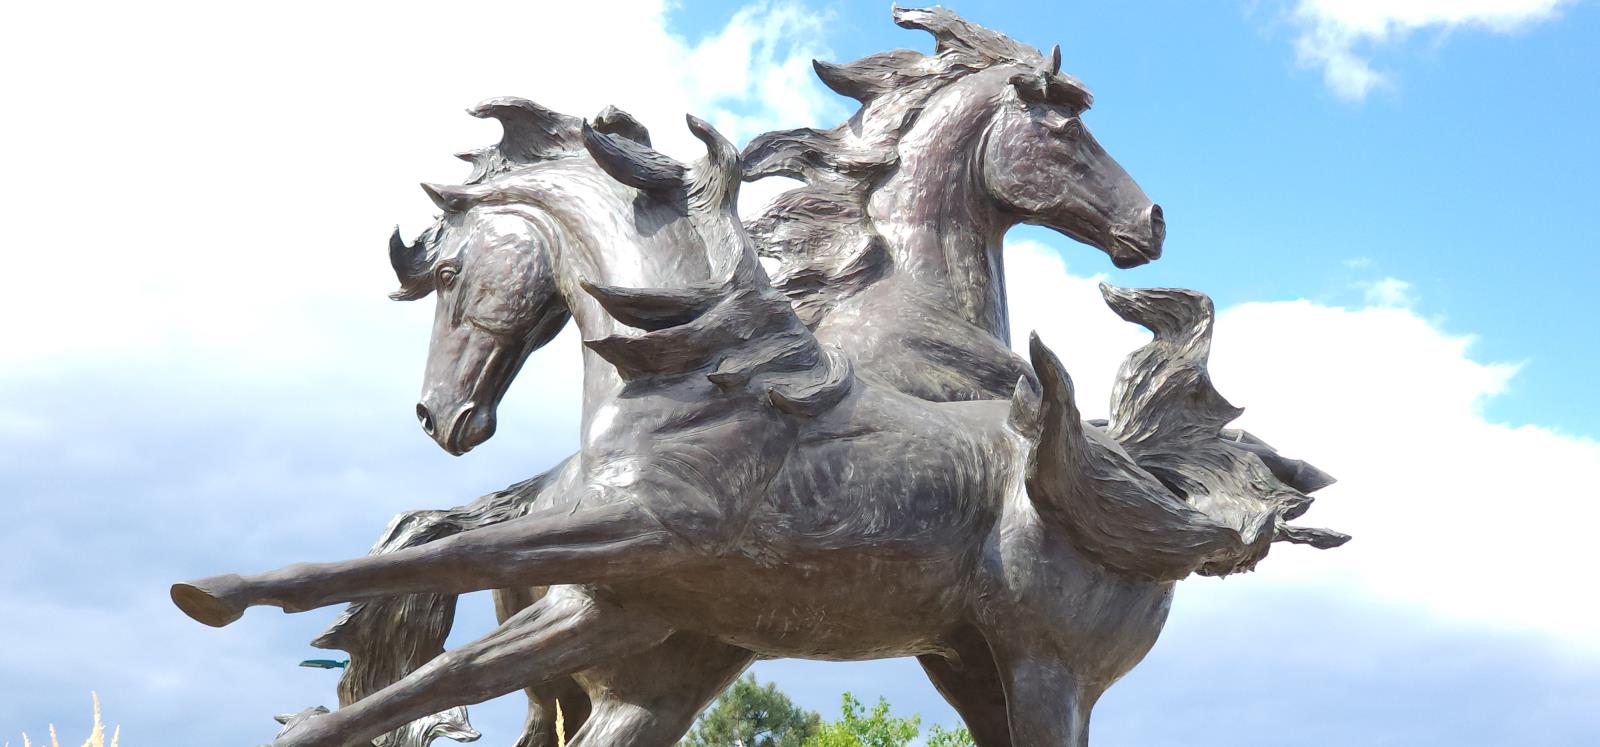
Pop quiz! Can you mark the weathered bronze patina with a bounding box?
[171,8,1345,746]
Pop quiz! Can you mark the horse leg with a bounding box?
[310,461,593,747]
[514,675,589,747]
[495,586,593,747]
[567,633,755,747]
[987,643,1099,747]
[917,624,1013,746]
[270,586,672,747]
[172,499,695,627]
[494,590,747,747]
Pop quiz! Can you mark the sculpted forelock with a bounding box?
[169,7,1347,747]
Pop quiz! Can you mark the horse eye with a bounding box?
[437,266,459,288]
[1055,117,1083,138]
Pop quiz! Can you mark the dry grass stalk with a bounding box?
[10,693,119,747]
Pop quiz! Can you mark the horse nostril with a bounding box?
[416,403,436,436]
[1148,204,1166,245]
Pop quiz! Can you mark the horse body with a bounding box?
[615,392,1014,659]
[607,390,1174,689]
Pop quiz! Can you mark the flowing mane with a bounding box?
[581,116,855,417]
[388,98,656,301]
[742,6,1091,325]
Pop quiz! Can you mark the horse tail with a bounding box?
[1097,285,1349,553]
[1015,287,1347,582]
[1016,333,1270,582]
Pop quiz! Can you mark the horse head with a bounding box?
[391,183,571,455]
[978,48,1164,268]
[896,6,1163,267]
[746,6,1163,284]
[391,98,778,455]
[390,98,658,455]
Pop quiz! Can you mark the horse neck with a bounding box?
[864,95,1016,340]
[528,171,719,443]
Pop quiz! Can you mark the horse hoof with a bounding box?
[272,706,331,746]
[171,575,248,627]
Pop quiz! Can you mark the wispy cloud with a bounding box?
[1289,0,1573,100]
[1359,276,1417,307]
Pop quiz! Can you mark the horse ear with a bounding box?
[581,121,687,193]
[389,226,435,301]
[1048,44,1061,75]
[1009,72,1048,103]
[1010,70,1094,112]
[420,183,478,213]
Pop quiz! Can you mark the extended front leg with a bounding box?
[172,499,692,627]
[271,586,673,747]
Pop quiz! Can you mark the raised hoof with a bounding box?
[270,707,329,747]
[171,574,248,627]
[272,706,331,747]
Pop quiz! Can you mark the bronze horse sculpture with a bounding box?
[305,9,1177,745]
[173,98,1345,745]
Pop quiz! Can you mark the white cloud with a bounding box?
[4,1,1596,739]
[1359,275,1416,307]
[0,0,841,384]
[0,1,838,740]
[1006,240,1600,653]
[1289,0,1572,100]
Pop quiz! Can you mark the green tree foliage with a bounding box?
[681,678,976,747]
[802,692,930,747]
[924,724,976,747]
[802,693,914,747]
[682,674,822,747]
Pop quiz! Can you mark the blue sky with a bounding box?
[684,0,1600,433]
[2,1,1597,745]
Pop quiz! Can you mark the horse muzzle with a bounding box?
[1108,204,1165,269]
[416,400,497,455]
